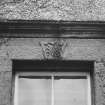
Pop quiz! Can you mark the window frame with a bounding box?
[15,72,91,105]
[12,60,94,105]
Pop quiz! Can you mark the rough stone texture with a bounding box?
[0,0,105,20]
[95,61,105,105]
[0,38,105,105]
[0,71,12,105]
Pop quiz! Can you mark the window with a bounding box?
[13,60,93,105]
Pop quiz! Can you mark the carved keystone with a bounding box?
[39,39,67,59]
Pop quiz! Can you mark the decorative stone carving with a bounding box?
[0,38,10,47]
[39,39,67,59]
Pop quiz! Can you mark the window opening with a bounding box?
[14,72,91,105]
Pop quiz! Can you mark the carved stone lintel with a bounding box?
[39,39,67,59]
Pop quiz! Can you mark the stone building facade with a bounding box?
[0,0,105,105]
[0,36,105,105]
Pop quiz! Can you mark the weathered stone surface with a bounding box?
[0,0,105,20]
[0,38,105,105]
[0,71,12,105]
[0,57,12,72]
[63,39,105,60]
[94,60,105,105]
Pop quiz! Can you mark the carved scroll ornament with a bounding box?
[39,40,67,59]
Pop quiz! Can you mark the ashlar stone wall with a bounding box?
[0,38,105,105]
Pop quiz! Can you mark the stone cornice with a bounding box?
[0,20,105,38]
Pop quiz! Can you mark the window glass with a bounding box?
[14,72,91,105]
[54,78,88,105]
[15,77,51,105]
